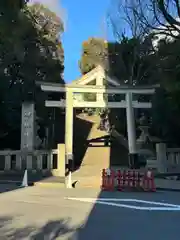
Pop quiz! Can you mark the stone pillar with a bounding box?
[156,143,167,173]
[21,102,35,150]
[47,152,52,170]
[52,144,65,177]
[65,89,74,166]
[15,155,22,170]
[58,144,65,176]
[26,155,32,170]
[20,102,35,170]
[37,155,43,170]
[126,92,138,168]
[5,155,11,171]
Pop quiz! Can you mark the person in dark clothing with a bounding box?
[98,110,110,131]
[104,115,110,132]
[98,111,106,130]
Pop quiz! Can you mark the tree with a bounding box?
[29,3,64,38]
[150,37,180,143]
[0,1,65,149]
[108,0,159,84]
[126,0,180,39]
[108,0,180,145]
[79,37,109,74]
[106,0,160,137]
[0,0,30,145]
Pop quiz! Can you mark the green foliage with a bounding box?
[79,35,156,85]
[28,3,64,40]
[149,38,180,143]
[79,37,108,74]
[79,34,180,144]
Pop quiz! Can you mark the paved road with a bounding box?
[0,185,179,239]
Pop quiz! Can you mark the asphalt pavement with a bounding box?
[0,185,179,239]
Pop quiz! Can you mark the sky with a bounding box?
[30,0,115,82]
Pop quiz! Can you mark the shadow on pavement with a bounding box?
[110,136,128,166]
[0,171,65,191]
[74,191,180,240]
[0,114,93,190]
[0,191,180,239]
[0,216,78,239]
[0,184,22,194]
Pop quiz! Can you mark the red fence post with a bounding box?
[101,169,106,190]
[148,171,156,192]
[117,170,122,191]
[142,171,156,192]
[136,171,141,189]
[102,169,156,192]
[101,169,116,191]
[122,170,127,189]
[142,172,147,191]
[109,169,115,191]
[127,170,131,188]
[105,169,111,191]
[132,171,136,188]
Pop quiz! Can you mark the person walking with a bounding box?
[98,110,106,130]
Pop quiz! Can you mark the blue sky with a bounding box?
[61,0,114,82]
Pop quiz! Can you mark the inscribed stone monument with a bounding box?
[21,102,35,150]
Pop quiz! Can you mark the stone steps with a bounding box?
[72,114,129,188]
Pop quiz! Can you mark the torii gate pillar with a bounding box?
[96,73,104,102]
[126,92,138,168]
[65,89,74,168]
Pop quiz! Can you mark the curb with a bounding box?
[0,181,65,188]
[156,187,180,192]
[33,182,65,188]
[73,186,101,189]
[0,181,180,192]
[0,180,34,186]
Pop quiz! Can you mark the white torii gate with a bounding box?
[38,66,158,168]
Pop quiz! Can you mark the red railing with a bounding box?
[101,169,156,192]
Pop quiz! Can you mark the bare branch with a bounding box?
[108,0,156,85]
[136,0,180,39]
[174,0,180,18]
[157,0,180,26]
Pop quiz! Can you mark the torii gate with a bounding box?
[38,65,158,168]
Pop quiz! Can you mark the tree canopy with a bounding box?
[79,37,109,74]
[0,0,65,149]
[78,0,180,145]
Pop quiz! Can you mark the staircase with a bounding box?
[72,114,128,188]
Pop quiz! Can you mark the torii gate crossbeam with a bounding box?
[37,81,158,169]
